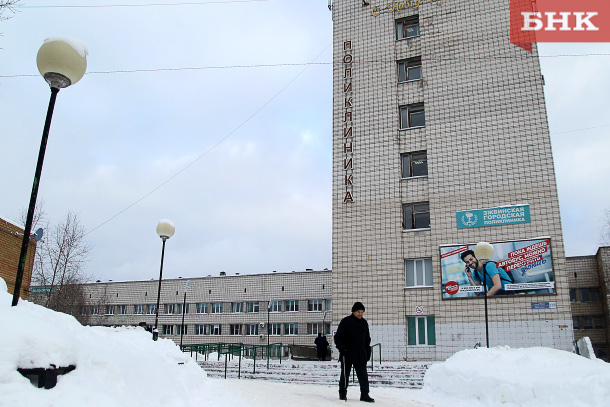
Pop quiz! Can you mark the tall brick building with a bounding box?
[0,216,35,300]
[331,0,572,360]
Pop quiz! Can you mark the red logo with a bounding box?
[510,0,610,52]
[445,281,459,295]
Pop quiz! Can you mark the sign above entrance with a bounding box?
[456,204,531,229]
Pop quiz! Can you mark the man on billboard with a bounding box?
[460,250,513,296]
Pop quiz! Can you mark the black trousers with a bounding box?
[339,356,369,395]
[317,347,327,360]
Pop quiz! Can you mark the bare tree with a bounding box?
[601,208,610,247]
[30,210,94,322]
[0,1,20,21]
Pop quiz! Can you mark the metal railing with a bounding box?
[369,343,382,371]
[180,342,284,379]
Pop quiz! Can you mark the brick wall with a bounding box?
[0,217,35,300]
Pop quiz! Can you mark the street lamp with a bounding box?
[180,280,190,347]
[12,37,87,307]
[153,219,175,341]
[474,241,494,348]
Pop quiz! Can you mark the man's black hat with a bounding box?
[351,301,365,312]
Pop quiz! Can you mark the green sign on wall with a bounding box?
[456,204,530,229]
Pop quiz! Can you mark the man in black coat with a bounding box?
[314,332,329,361]
[333,302,374,403]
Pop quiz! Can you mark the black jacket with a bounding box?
[334,314,371,363]
[315,335,329,349]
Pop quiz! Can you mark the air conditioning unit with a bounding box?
[259,322,265,327]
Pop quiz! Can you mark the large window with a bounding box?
[118,305,128,315]
[195,324,206,335]
[105,305,115,315]
[269,300,282,312]
[211,303,223,314]
[210,324,222,335]
[325,299,332,311]
[285,300,299,312]
[403,202,430,230]
[176,303,188,315]
[396,16,420,40]
[176,325,187,335]
[307,322,331,335]
[406,258,433,287]
[196,303,208,314]
[230,324,243,335]
[579,288,600,302]
[284,323,299,335]
[163,325,174,336]
[134,304,144,315]
[165,304,175,314]
[569,289,577,302]
[147,304,157,315]
[401,151,428,178]
[398,57,422,82]
[400,103,425,129]
[91,306,100,315]
[572,316,580,330]
[308,299,323,312]
[268,323,281,335]
[247,324,259,336]
[407,316,436,346]
[247,302,260,313]
[232,302,244,313]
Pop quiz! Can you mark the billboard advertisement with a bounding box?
[440,238,555,299]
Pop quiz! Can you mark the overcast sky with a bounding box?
[1,1,609,283]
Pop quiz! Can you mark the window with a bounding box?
[195,324,206,335]
[91,306,100,315]
[134,304,144,315]
[285,300,299,312]
[307,323,329,335]
[196,303,208,314]
[403,202,430,230]
[105,305,115,315]
[163,325,174,336]
[308,299,323,312]
[165,304,175,314]
[268,323,281,335]
[230,324,243,335]
[118,305,128,315]
[584,316,593,329]
[406,258,433,287]
[569,289,577,302]
[247,302,260,313]
[398,57,422,82]
[401,151,428,178]
[326,299,332,311]
[407,316,436,345]
[578,288,600,302]
[400,103,425,129]
[396,16,420,40]
[176,325,187,335]
[579,288,590,302]
[247,324,259,336]
[176,303,188,314]
[81,306,89,316]
[269,300,282,312]
[210,324,222,335]
[573,316,580,330]
[593,315,605,329]
[232,302,244,313]
[211,303,223,314]
[147,304,157,315]
[284,323,299,335]
[590,288,600,301]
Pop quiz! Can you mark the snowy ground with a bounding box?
[1,277,609,407]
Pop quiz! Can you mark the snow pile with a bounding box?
[0,278,247,407]
[423,346,610,407]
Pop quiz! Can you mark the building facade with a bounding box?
[331,0,572,360]
[48,270,332,353]
[567,247,610,361]
[0,216,35,300]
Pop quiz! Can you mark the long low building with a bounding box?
[50,269,333,357]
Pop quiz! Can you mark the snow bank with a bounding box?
[423,346,610,407]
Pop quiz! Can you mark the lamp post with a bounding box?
[153,219,175,341]
[180,280,190,347]
[12,38,87,307]
[474,241,494,348]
